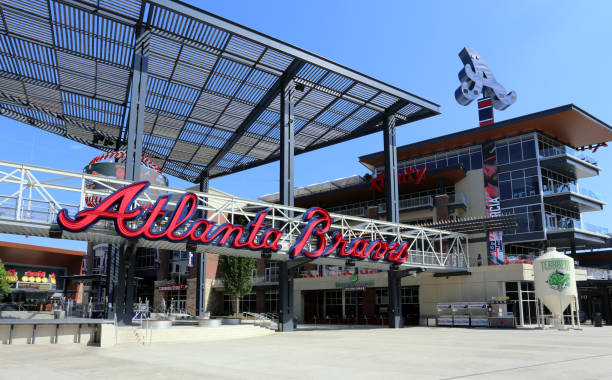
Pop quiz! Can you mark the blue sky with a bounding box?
[1,0,611,251]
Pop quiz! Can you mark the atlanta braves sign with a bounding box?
[57,182,413,264]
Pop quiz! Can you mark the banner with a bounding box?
[482,141,505,265]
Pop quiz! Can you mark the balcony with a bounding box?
[539,146,600,179]
[545,213,609,238]
[542,178,605,212]
[378,195,434,214]
[448,193,468,210]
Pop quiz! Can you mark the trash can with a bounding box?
[593,313,603,327]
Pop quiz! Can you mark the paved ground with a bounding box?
[1,326,612,380]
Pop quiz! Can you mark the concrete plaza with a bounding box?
[1,326,611,379]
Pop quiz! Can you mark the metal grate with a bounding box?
[0,0,439,182]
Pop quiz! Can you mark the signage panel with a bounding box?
[57,182,424,265]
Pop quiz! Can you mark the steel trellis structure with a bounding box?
[0,159,469,271]
[0,0,439,182]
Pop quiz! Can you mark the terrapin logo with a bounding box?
[547,270,570,292]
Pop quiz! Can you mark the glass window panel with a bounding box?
[447,155,458,165]
[525,176,539,196]
[499,172,511,181]
[509,142,523,162]
[506,282,518,292]
[512,178,526,198]
[436,158,447,168]
[458,154,471,169]
[516,213,529,233]
[511,170,524,179]
[497,145,509,165]
[470,151,483,169]
[531,211,542,231]
[500,181,512,200]
[525,167,538,177]
[522,140,536,159]
[426,161,436,171]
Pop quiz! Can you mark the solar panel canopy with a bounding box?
[0,0,440,182]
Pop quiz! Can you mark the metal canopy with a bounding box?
[0,0,439,182]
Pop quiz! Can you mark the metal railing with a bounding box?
[539,145,598,166]
[542,177,602,201]
[378,195,434,214]
[242,311,278,330]
[545,213,609,236]
[0,159,469,271]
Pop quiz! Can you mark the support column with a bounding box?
[118,27,149,326]
[388,268,403,328]
[123,243,138,325]
[383,114,399,224]
[125,27,149,182]
[196,172,209,317]
[278,78,295,332]
[115,244,127,323]
[383,113,403,328]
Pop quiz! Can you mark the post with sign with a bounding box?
[454,46,517,265]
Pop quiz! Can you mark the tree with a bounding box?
[219,255,255,316]
[0,259,12,301]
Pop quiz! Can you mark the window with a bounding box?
[376,289,388,305]
[499,167,540,200]
[509,142,522,162]
[136,248,156,269]
[393,146,482,173]
[503,205,543,235]
[496,135,537,164]
[264,260,279,282]
[497,144,509,165]
[505,281,537,325]
[265,290,279,313]
[401,287,418,305]
[240,293,257,313]
[325,290,342,318]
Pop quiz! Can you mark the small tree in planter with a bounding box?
[219,255,255,316]
[0,259,13,301]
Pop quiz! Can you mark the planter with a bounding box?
[142,320,172,329]
[198,319,221,328]
[221,318,242,325]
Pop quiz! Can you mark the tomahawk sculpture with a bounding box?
[455,46,517,110]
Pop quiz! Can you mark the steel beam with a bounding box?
[196,171,209,316]
[383,114,399,224]
[388,269,403,328]
[123,243,138,325]
[115,243,128,324]
[125,28,150,182]
[278,261,295,332]
[278,77,296,332]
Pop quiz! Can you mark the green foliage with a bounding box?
[0,259,12,301]
[219,255,255,310]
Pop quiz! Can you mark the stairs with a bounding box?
[115,324,274,346]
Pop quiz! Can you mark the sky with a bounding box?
[0,0,611,251]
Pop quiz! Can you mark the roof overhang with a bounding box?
[360,105,612,168]
[0,0,439,182]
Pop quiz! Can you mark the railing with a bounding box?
[545,213,609,236]
[379,195,434,213]
[448,193,468,207]
[539,145,598,166]
[0,159,469,271]
[242,311,278,330]
[542,177,602,201]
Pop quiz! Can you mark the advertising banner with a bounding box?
[482,141,505,265]
[4,264,66,292]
